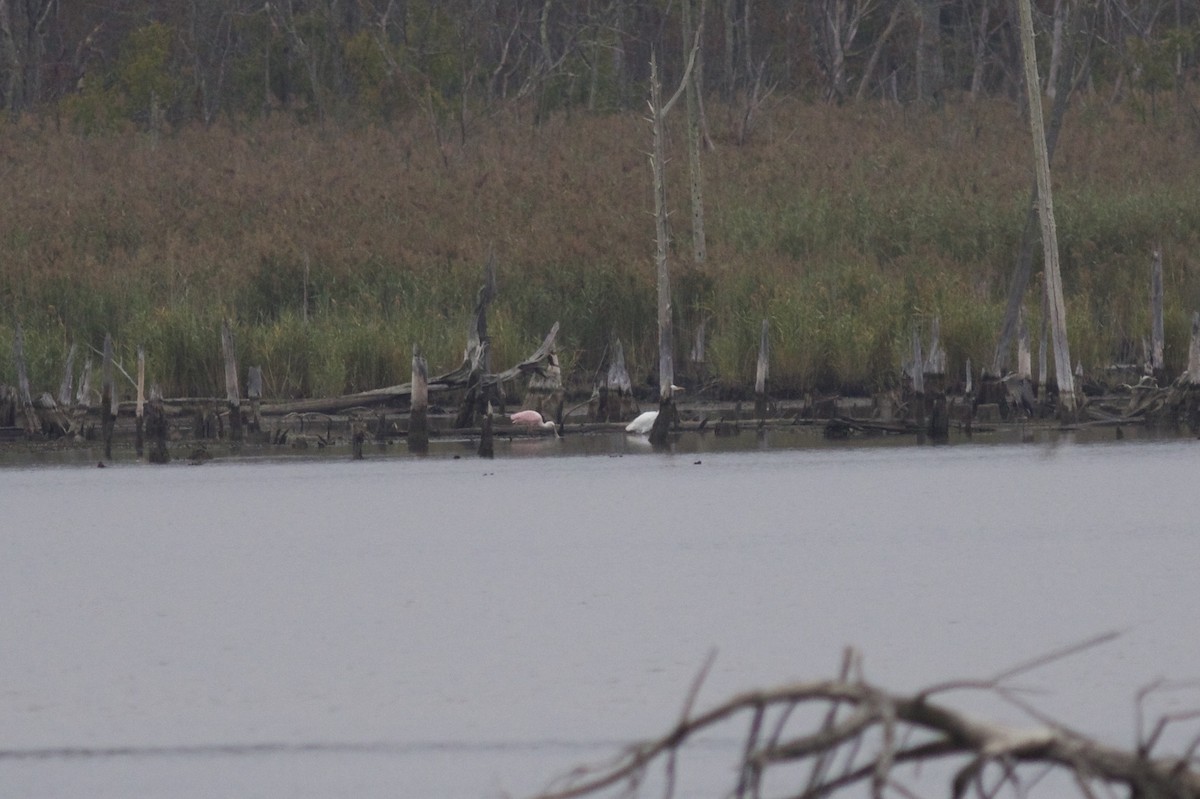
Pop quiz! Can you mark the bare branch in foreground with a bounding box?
[530,642,1200,799]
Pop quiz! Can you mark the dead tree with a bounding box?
[646,39,700,448]
[531,636,1200,799]
[1017,0,1075,419]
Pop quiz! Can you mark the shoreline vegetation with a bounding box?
[4,96,1200,408]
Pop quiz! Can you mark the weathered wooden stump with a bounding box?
[409,345,430,455]
[478,411,494,458]
[146,388,170,464]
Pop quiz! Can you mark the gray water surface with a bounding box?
[3,437,1199,797]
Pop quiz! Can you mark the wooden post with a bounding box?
[101,333,115,458]
[478,406,494,459]
[1151,247,1165,379]
[57,342,77,408]
[351,420,365,460]
[924,318,948,441]
[76,356,92,408]
[689,317,707,384]
[755,318,769,419]
[13,323,39,436]
[146,383,170,464]
[1189,311,1200,385]
[1017,0,1075,418]
[409,345,429,454]
[135,346,145,457]
[247,366,263,434]
[221,319,243,442]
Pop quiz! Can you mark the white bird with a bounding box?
[625,410,658,434]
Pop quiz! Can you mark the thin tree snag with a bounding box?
[923,317,948,440]
[1189,311,1200,385]
[755,318,769,419]
[1151,247,1165,378]
[221,318,243,442]
[247,366,263,433]
[478,406,494,458]
[682,0,706,267]
[57,341,76,408]
[531,641,1200,799]
[648,38,699,417]
[455,252,500,428]
[146,384,169,464]
[1017,0,1075,418]
[689,317,707,382]
[13,322,38,435]
[135,346,145,457]
[101,332,115,458]
[408,344,429,455]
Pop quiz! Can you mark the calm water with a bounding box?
[3,432,1199,797]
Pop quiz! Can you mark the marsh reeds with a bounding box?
[3,97,1200,400]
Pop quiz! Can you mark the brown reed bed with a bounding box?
[2,94,1199,400]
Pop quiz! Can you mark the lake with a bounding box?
[2,428,1199,798]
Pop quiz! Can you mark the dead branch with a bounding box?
[530,641,1200,799]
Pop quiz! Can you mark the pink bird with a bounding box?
[509,409,559,435]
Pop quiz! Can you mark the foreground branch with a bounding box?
[532,644,1200,799]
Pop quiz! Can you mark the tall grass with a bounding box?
[2,95,1199,398]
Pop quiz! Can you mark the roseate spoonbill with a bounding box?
[509,409,559,435]
[625,410,658,434]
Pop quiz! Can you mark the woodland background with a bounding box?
[3,0,1200,399]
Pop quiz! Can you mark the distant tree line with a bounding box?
[1,1,1198,130]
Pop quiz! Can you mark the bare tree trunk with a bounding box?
[991,17,1075,377]
[1017,0,1075,416]
[649,54,675,413]
[1151,247,1164,377]
[855,0,904,102]
[1045,0,1066,99]
[914,0,944,105]
[682,0,706,266]
[646,46,700,446]
[969,0,991,99]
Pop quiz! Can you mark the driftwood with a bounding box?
[531,636,1200,799]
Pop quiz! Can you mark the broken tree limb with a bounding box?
[531,638,1200,799]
